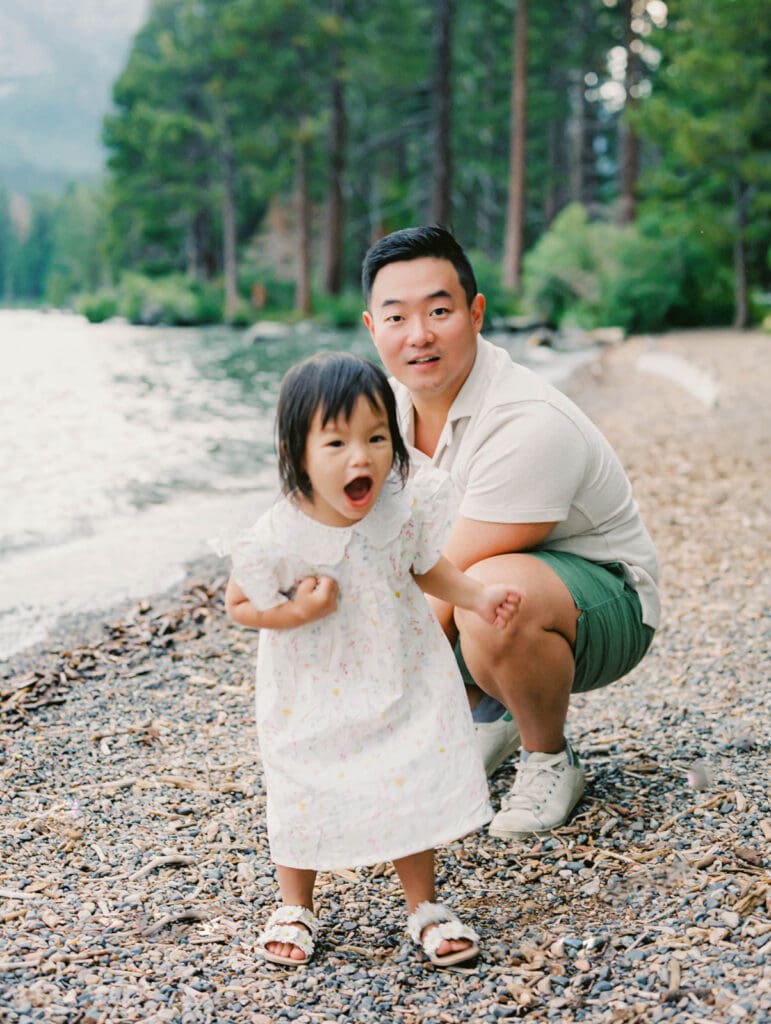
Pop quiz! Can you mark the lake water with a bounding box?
[0,309,596,659]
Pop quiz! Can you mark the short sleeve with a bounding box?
[459,402,588,523]
[230,529,290,611]
[407,467,454,575]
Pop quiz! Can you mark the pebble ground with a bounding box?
[1,329,769,1023]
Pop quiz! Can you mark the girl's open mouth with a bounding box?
[344,476,373,506]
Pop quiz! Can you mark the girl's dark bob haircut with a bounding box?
[276,351,410,500]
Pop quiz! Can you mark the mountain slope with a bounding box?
[0,0,148,190]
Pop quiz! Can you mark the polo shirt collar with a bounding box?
[445,335,488,426]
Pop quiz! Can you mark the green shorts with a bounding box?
[457,551,655,695]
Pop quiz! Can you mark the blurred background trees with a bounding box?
[1,0,769,331]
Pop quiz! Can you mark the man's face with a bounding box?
[362,257,485,407]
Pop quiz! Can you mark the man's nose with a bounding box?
[407,316,435,346]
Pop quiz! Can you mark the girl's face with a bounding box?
[300,394,394,527]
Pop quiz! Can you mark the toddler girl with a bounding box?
[225,352,520,968]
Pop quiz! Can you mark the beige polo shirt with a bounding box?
[392,337,660,628]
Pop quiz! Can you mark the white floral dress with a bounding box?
[230,469,492,870]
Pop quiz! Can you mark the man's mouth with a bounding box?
[344,476,373,506]
[408,354,439,365]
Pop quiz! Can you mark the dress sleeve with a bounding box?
[408,467,454,575]
[229,528,290,611]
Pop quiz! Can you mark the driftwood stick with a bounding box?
[142,909,208,937]
[129,854,196,881]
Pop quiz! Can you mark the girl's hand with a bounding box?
[475,584,521,630]
[292,575,339,624]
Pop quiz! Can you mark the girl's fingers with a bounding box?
[315,576,338,597]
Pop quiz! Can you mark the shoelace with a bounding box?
[501,760,566,809]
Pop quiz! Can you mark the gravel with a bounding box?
[1,328,769,1023]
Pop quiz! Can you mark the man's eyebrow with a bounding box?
[380,289,453,308]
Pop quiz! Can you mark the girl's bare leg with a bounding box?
[392,849,472,958]
[268,864,317,962]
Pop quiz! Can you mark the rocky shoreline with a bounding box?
[1,329,769,1023]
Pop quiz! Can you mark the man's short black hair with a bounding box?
[276,351,410,501]
[361,225,478,307]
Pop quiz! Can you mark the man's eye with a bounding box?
[386,314,403,323]
[430,306,449,316]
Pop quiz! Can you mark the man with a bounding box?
[361,226,659,838]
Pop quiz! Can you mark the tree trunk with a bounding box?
[429,0,454,225]
[295,133,312,317]
[732,174,749,329]
[219,115,239,322]
[186,212,206,280]
[619,0,641,223]
[323,1,346,295]
[503,0,527,290]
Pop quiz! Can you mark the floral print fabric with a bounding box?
[230,469,492,869]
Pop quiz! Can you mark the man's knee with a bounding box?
[459,553,579,645]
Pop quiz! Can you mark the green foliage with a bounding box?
[312,289,365,329]
[45,183,108,305]
[523,205,602,326]
[76,272,225,325]
[75,289,119,323]
[131,273,223,325]
[3,193,58,300]
[466,250,522,323]
[0,187,14,299]
[632,0,771,324]
[5,0,767,331]
[521,203,717,333]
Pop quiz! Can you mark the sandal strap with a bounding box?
[258,922,315,957]
[420,919,479,958]
[257,904,318,957]
[265,904,319,934]
[407,901,478,953]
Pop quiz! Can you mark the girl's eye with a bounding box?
[370,434,388,443]
[326,439,344,448]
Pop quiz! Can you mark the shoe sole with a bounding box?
[488,786,586,839]
[428,943,480,967]
[488,824,555,839]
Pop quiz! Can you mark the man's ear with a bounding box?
[362,309,374,336]
[471,293,486,332]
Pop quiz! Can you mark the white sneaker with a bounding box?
[474,714,521,776]
[488,744,585,838]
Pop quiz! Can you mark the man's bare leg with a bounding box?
[455,554,585,836]
[455,553,578,753]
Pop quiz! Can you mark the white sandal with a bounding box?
[257,904,319,966]
[407,901,480,967]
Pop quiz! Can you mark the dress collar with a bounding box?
[271,475,411,563]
